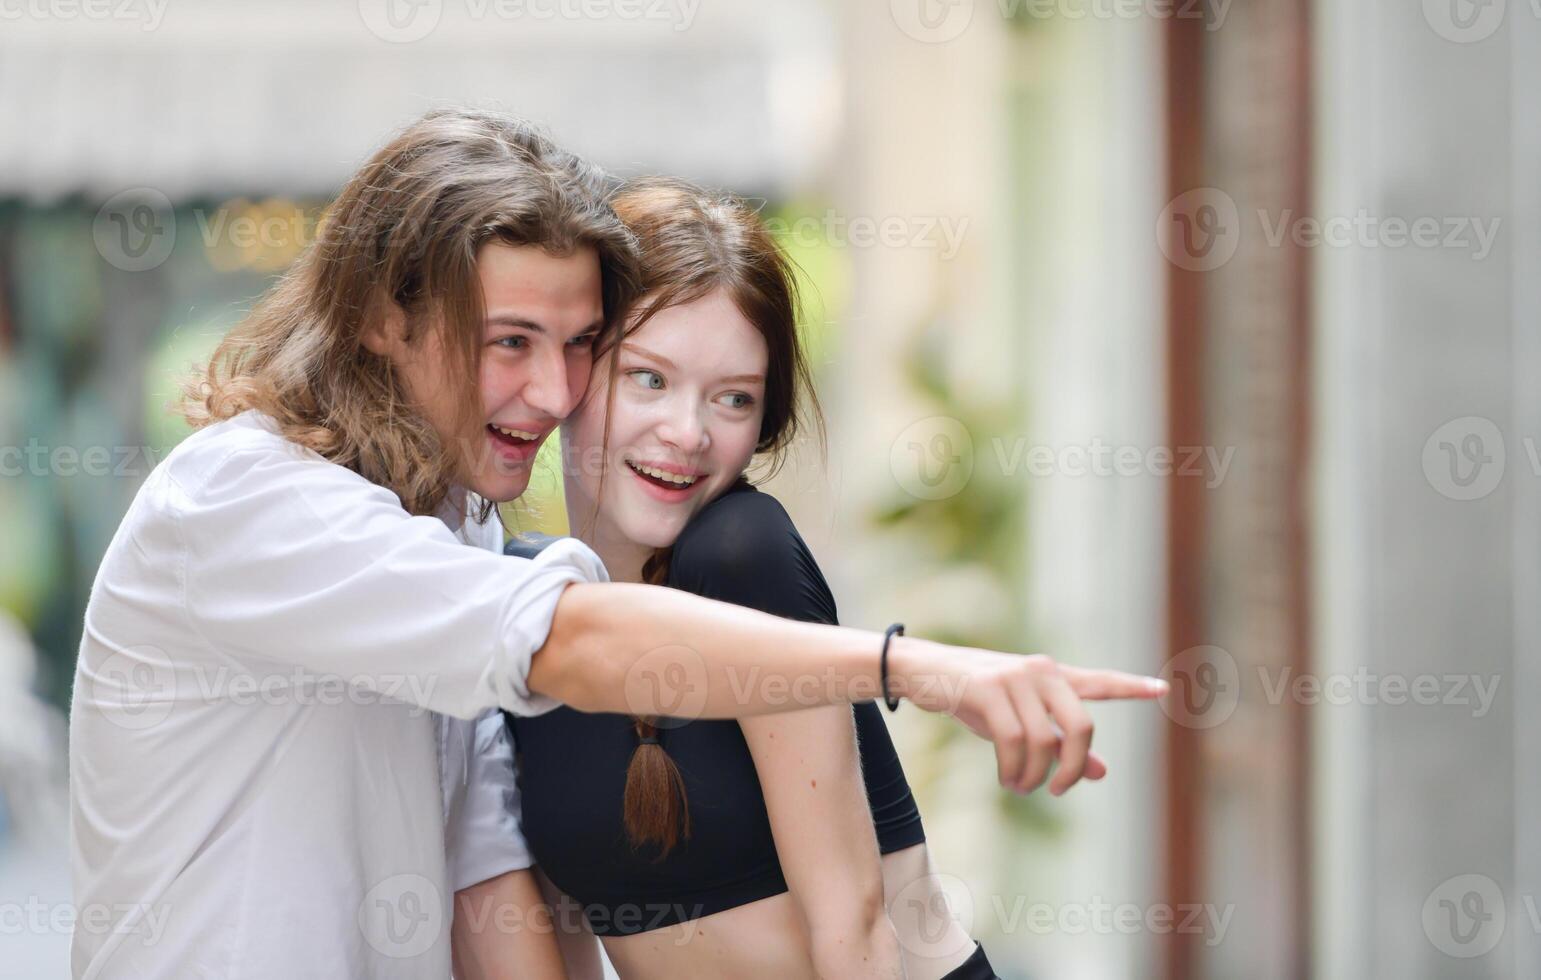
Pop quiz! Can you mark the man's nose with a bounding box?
[521,346,579,421]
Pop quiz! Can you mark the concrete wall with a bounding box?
[1314,1,1533,976]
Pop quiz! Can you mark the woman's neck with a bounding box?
[565,497,653,584]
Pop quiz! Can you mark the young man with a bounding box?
[68,109,1165,979]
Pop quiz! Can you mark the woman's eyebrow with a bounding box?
[620,341,675,368]
[621,343,765,385]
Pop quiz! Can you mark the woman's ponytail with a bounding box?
[621,715,692,858]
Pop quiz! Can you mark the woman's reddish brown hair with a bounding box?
[603,177,825,858]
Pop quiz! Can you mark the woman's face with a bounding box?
[563,289,768,551]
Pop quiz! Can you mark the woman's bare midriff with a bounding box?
[597,843,979,980]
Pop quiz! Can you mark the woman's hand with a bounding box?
[887,637,1166,795]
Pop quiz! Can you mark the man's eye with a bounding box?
[495,336,527,350]
[626,369,664,390]
[568,333,598,348]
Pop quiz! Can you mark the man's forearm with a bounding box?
[528,582,892,718]
[528,580,1167,796]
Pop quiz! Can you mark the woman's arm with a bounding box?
[529,582,1163,795]
[535,867,606,980]
[663,491,902,976]
[742,706,904,978]
[451,868,567,980]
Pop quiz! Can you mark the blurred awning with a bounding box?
[0,0,841,202]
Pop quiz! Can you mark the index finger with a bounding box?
[1059,665,1168,701]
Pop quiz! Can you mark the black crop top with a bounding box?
[503,482,926,936]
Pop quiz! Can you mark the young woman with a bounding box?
[456,179,1091,978]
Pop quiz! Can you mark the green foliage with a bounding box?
[870,318,1063,839]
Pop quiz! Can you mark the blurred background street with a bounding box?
[0,0,1534,976]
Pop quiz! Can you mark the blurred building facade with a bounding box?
[0,1,1534,977]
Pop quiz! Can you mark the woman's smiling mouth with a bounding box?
[625,458,706,500]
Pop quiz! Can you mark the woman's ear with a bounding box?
[360,306,406,359]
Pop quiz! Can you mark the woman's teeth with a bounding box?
[628,461,699,486]
[490,424,540,441]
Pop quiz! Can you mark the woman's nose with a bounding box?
[657,400,710,454]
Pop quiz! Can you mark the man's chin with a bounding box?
[470,471,533,504]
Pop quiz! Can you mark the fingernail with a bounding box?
[1147,677,1169,695]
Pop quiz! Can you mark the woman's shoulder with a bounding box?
[673,483,801,568]
[671,483,837,624]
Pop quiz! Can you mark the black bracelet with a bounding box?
[880,623,905,712]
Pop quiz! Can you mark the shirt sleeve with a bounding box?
[440,708,535,892]
[668,489,839,627]
[175,441,608,720]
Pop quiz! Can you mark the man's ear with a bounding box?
[360,306,406,359]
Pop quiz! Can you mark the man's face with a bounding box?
[373,242,606,503]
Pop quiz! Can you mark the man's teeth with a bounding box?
[491,425,540,441]
[630,461,698,486]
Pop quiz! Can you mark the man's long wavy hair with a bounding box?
[603,178,825,859]
[181,108,641,520]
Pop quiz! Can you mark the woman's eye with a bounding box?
[626,369,665,390]
[720,393,755,410]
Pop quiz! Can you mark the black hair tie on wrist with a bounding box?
[880,623,905,712]
[638,734,660,745]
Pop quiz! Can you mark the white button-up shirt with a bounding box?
[68,409,605,979]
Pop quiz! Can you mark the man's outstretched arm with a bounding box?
[529,582,1167,796]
